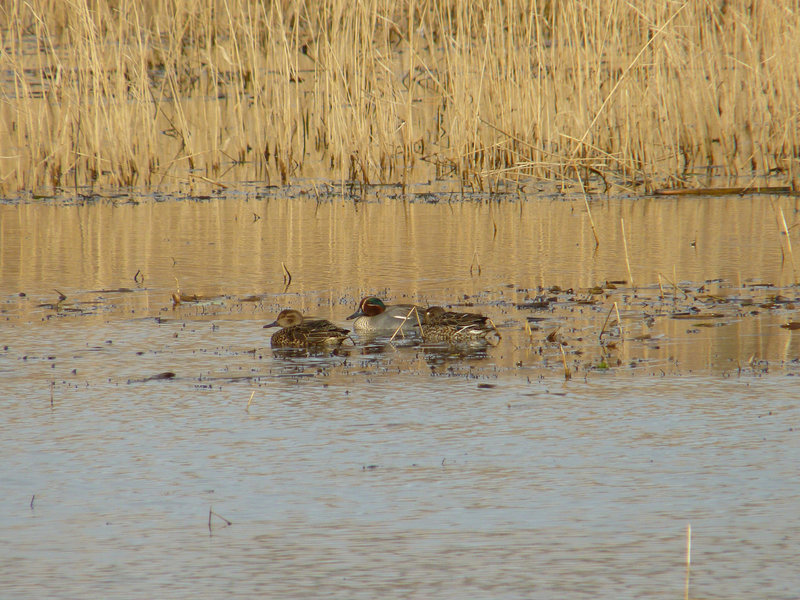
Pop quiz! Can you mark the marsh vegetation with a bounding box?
[2,0,799,195]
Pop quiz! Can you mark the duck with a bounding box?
[421,306,501,345]
[264,309,350,348]
[346,296,421,335]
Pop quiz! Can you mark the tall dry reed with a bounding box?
[1,0,798,194]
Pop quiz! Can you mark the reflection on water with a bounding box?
[2,190,798,298]
[2,191,798,372]
[1,191,799,598]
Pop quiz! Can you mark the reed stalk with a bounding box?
[684,523,692,600]
[621,217,634,289]
[559,343,571,381]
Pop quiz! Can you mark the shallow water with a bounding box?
[1,190,799,598]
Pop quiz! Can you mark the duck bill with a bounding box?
[346,309,363,320]
[263,321,279,329]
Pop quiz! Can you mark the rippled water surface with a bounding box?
[1,190,799,598]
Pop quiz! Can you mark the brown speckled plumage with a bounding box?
[421,306,500,345]
[264,309,350,348]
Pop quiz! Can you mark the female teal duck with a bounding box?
[264,309,350,348]
[346,296,421,334]
[421,306,500,345]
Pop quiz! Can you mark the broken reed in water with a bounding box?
[1,0,798,195]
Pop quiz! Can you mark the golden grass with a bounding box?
[1,0,799,194]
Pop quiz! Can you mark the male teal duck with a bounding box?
[421,306,501,345]
[264,309,350,348]
[346,296,421,334]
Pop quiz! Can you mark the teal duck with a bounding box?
[346,296,421,334]
[421,306,500,345]
[264,309,350,348]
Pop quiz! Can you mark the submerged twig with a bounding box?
[208,507,232,533]
[658,271,689,299]
[469,250,482,276]
[597,301,624,341]
[194,174,228,189]
[599,304,615,340]
[282,262,292,287]
[655,186,793,196]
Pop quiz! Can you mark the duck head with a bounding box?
[264,309,304,329]
[423,306,446,323]
[347,296,386,319]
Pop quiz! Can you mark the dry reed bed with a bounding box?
[1,0,798,194]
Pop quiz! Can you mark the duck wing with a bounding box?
[302,319,351,345]
[428,309,489,328]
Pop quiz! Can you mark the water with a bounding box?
[1,191,799,598]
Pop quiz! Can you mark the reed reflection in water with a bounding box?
[1,193,796,297]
